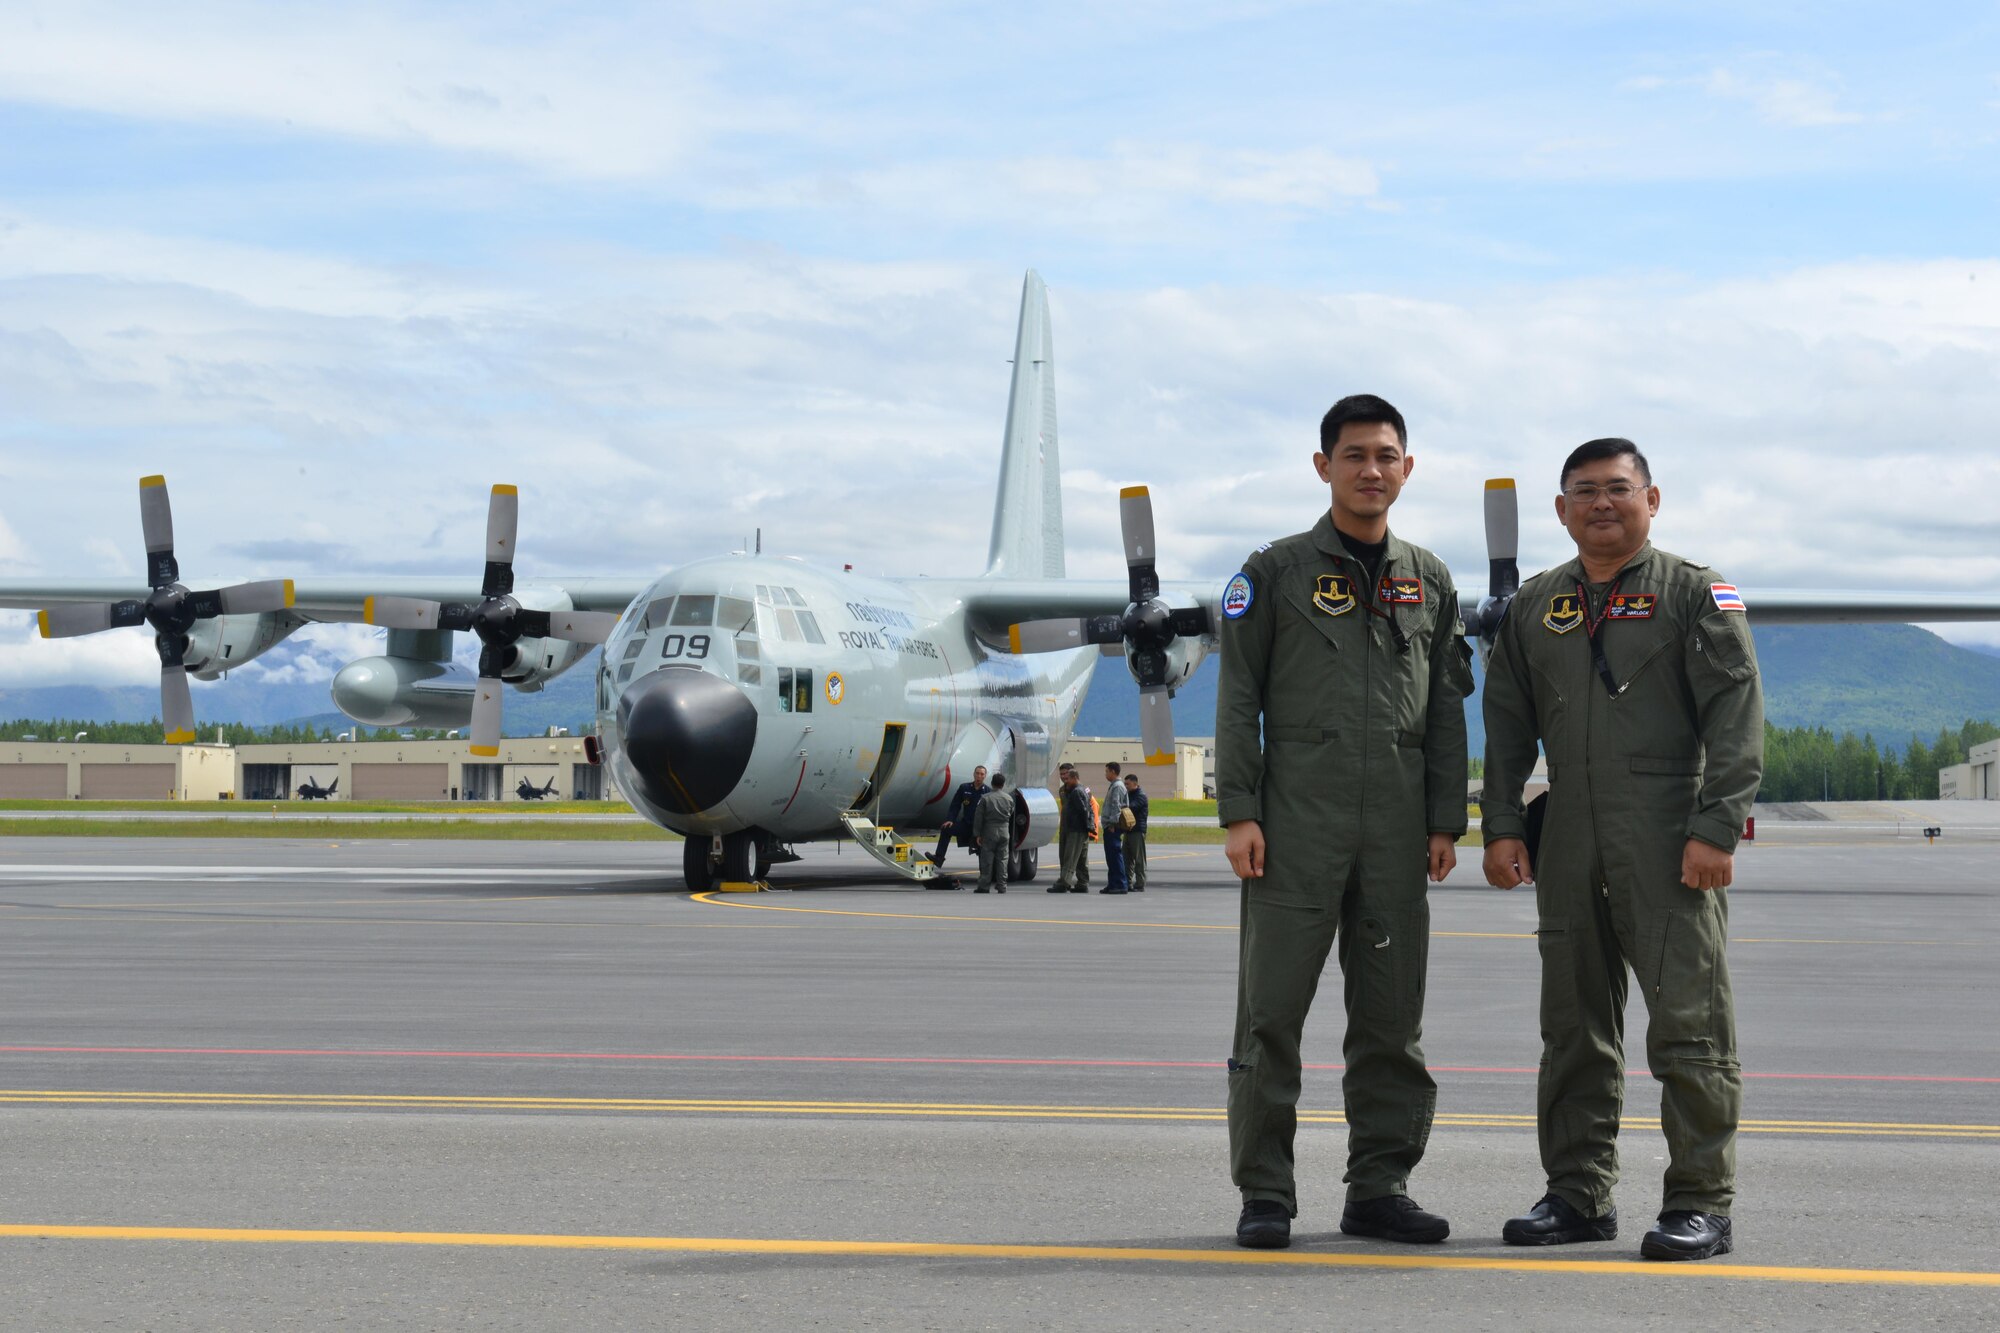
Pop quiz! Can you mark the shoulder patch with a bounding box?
[1543,591,1583,634]
[1710,583,1746,612]
[1221,571,1255,619]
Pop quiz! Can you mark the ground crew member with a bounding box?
[972,773,1014,894]
[1100,762,1130,893]
[1122,773,1149,891]
[1482,437,1763,1263]
[1218,394,1474,1250]
[1051,766,1093,893]
[929,765,989,867]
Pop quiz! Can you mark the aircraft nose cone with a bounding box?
[617,667,758,815]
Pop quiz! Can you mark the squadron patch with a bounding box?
[1605,593,1656,620]
[1710,583,1746,613]
[1222,571,1255,619]
[1312,573,1358,617]
[1378,576,1425,605]
[1543,591,1584,635]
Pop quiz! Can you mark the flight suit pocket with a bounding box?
[1693,612,1755,684]
[1535,920,1579,1046]
[1647,906,1724,1046]
[1351,906,1427,1032]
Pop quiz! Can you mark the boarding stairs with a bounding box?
[837,810,947,884]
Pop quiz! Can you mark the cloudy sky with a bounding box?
[3,0,1998,692]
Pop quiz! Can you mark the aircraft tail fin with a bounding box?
[328,779,338,794]
[984,270,1065,579]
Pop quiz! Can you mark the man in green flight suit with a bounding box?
[1481,437,1763,1262]
[1217,394,1475,1250]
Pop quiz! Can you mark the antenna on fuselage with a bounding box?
[756,528,762,554]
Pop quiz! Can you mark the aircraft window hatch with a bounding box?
[796,611,825,645]
[670,595,714,627]
[737,639,759,661]
[642,596,674,629]
[777,667,813,713]
[622,637,647,662]
[738,663,762,687]
[618,661,637,685]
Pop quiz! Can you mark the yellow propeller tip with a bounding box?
[1144,752,1174,766]
[164,730,195,745]
[361,596,376,625]
[35,610,50,638]
[491,484,519,497]
[282,580,296,609]
[469,745,499,757]
[1007,625,1023,654]
[1485,478,1516,490]
[139,475,167,489]
[1118,485,1149,499]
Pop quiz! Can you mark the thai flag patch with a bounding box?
[1710,583,1746,612]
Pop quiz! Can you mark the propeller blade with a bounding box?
[469,676,504,756]
[438,602,478,632]
[1485,478,1519,600]
[1139,685,1176,766]
[216,579,295,615]
[1168,606,1211,638]
[1119,486,1159,603]
[482,485,519,598]
[539,610,620,645]
[363,595,444,630]
[160,664,196,744]
[38,601,146,638]
[139,474,178,588]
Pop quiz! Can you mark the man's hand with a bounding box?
[1483,837,1534,889]
[940,821,952,831]
[1427,832,1457,883]
[1681,839,1734,891]
[1225,820,1265,879]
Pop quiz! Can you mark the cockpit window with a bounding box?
[642,596,674,629]
[718,596,755,633]
[670,595,714,627]
[796,611,825,644]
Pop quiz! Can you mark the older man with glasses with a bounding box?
[1480,437,1764,1262]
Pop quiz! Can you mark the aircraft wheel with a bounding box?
[754,839,773,880]
[682,835,718,892]
[1012,848,1039,882]
[720,829,755,884]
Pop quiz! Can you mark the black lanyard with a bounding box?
[1350,557,1410,652]
[1578,579,1623,698]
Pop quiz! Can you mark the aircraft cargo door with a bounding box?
[0,764,66,798]
[352,763,449,800]
[81,764,177,799]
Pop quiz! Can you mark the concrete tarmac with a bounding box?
[0,835,1995,1330]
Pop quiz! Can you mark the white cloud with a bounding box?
[1701,66,1867,128]
[0,2,735,177]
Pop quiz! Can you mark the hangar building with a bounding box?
[0,740,236,800]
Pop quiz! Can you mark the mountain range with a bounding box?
[6,625,2000,751]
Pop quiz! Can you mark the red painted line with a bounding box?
[777,758,807,817]
[0,1047,1992,1084]
[923,764,952,808]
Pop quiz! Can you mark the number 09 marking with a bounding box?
[659,634,711,660]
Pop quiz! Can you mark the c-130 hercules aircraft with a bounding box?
[7,271,2000,890]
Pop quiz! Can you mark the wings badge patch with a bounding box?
[1312,573,1357,617]
[1378,576,1425,604]
[1606,593,1656,620]
[1222,572,1255,619]
[1543,592,1583,634]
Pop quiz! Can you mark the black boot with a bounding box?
[1339,1194,1449,1244]
[1641,1210,1732,1261]
[1235,1200,1290,1250]
[1502,1193,1617,1246]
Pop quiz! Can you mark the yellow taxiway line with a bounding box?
[1,1224,1996,1286]
[6,1090,1997,1138]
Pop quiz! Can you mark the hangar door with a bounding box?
[351,763,449,800]
[0,764,66,798]
[81,764,177,799]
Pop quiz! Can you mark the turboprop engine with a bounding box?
[183,610,309,680]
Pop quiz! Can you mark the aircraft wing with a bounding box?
[0,577,652,622]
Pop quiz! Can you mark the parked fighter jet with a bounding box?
[7,272,2000,891]
[296,776,337,801]
[516,776,558,801]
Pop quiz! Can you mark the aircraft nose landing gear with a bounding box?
[683,829,770,892]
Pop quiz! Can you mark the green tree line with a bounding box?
[1758,719,2000,802]
[0,719,467,745]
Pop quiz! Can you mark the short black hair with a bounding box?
[1122,773,1138,784]
[1320,394,1408,454]
[1561,437,1652,488]
[1104,761,1121,776]
[989,773,1006,789]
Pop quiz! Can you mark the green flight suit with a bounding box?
[1480,543,1763,1218]
[1216,513,1474,1211]
[973,787,1015,892]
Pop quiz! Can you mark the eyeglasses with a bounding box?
[1562,482,1647,503]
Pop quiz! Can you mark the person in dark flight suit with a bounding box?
[929,765,988,867]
